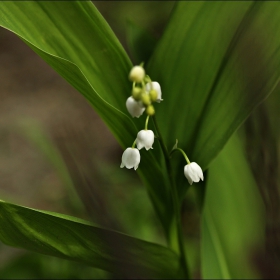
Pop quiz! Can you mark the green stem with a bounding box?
[132,139,137,148]
[170,148,191,164]
[145,115,150,130]
[152,116,189,279]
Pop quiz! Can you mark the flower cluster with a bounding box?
[121,65,160,170]
[126,66,163,118]
[120,65,203,185]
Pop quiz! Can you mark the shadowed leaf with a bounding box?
[0,201,182,278]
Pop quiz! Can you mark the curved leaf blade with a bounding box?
[0,201,182,279]
[0,1,136,147]
[147,2,280,196]
[202,134,265,279]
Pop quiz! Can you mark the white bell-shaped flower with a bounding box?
[129,66,145,82]
[126,97,145,118]
[184,162,204,185]
[120,148,140,170]
[136,130,154,150]
[146,81,163,103]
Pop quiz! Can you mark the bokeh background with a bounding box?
[0,1,279,278]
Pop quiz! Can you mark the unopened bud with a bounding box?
[129,66,145,82]
[132,87,142,100]
[141,94,151,106]
[146,105,155,116]
[149,89,158,102]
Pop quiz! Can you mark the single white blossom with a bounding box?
[129,66,145,82]
[126,97,145,118]
[146,81,163,103]
[184,162,204,185]
[120,148,140,170]
[136,130,154,150]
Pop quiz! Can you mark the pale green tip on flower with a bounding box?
[146,81,163,103]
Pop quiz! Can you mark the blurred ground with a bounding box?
[0,2,175,278]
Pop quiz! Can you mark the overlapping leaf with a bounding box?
[201,133,265,279]
[147,1,280,197]
[0,200,182,278]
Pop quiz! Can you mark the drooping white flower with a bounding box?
[136,130,154,150]
[184,162,204,185]
[126,97,145,118]
[129,66,145,82]
[146,81,163,103]
[120,148,140,170]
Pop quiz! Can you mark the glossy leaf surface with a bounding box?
[0,201,182,278]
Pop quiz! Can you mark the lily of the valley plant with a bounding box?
[0,2,278,279]
[121,65,204,186]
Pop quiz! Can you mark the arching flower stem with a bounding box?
[170,148,191,164]
[145,115,150,130]
[151,116,189,279]
[132,139,137,148]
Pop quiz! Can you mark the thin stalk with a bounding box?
[170,148,191,164]
[145,115,150,130]
[132,139,137,148]
[152,116,189,279]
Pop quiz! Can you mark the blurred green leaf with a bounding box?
[126,20,157,63]
[0,1,174,238]
[0,201,182,278]
[0,250,108,279]
[201,133,265,279]
[147,1,280,197]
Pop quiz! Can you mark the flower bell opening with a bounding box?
[184,162,204,185]
[120,148,141,170]
[136,130,154,150]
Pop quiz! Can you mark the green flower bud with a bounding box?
[132,87,142,100]
[146,105,155,116]
[149,89,158,102]
[141,94,151,106]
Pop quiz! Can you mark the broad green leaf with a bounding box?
[201,133,265,279]
[0,2,174,237]
[0,1,134,146]
[147,1,280,197]
[0,250,108,279]
[0,200,182,278]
